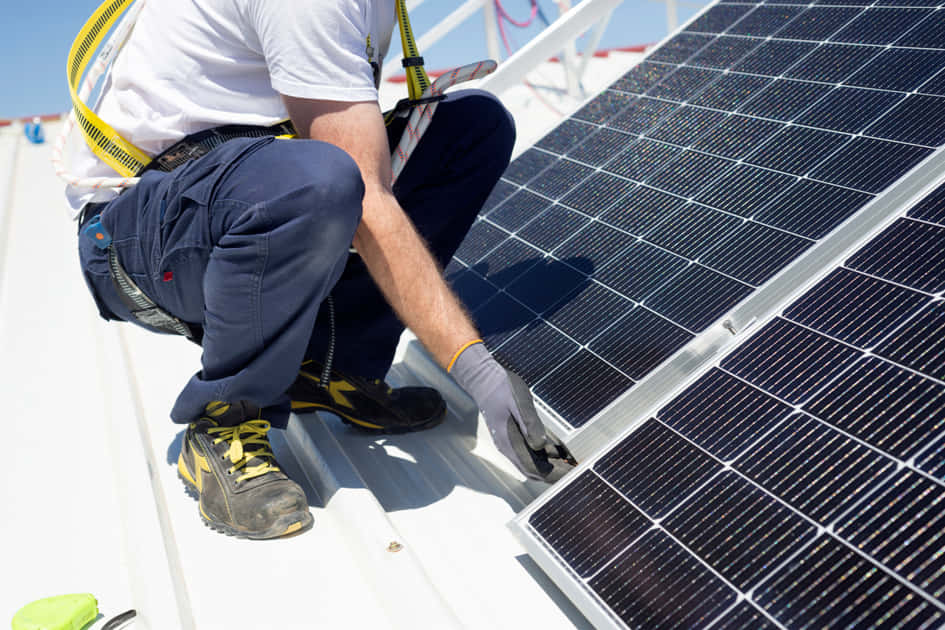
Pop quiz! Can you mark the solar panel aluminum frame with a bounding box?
[510,172,945,630]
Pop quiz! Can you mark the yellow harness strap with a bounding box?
[67,0,151,177]
[68,0,432,177]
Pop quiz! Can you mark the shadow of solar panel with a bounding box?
[734,413,896,524]
[644,150,734,197]
[848,48,945,91]
[596,240,688,301]
[837,470,945,600]
[897,11,945,48]
[812,138,932,194]
[600,185,684,235]
[738,79,833,122]
[797,86,902,134]
[865,94,945,147]
[487,189,552,231]
[545,282,633,344]
[452,219,509,264]
[607,97,679,135]
[482,179,517,212]
[909,182,945,225]
[448,267,496,312]
[493,319,579,385]
[610,62,676,94]
[553,221,633,269]
[804,356,945,460]
[746,126,848,176]
[664,471,817,590]
[755,536,942,628]
[506,256,591,315]
[645,66,721,102]
[657,367,792,461]
[646,106,728,145]
[753,178,873,239]
[504,148,556,184]
[560,172,634,215]
[684,4,753,34]
[527,159,594,201]
[784,267,930,348]
[784,43,881,83]
[516,204,590,251]
[721,318,861,404]
[589,307,693,380]
[572,90,630,124]
[700,222,813,286]
[603,138,682,181]
[692,115,783,160]
[846,218,945,291]
[646,264,753,332]
[775,6,861,41]
[727,5,803,36]
[528,471,651,578]
[695,164,796,217]
[831,7,933,44]
[566,128,635,167]
[877,301,945,382]
[731,39,817,76]
[688,36,762,69]
[535,119,598,155]
[587,529,737,630]
[477,238,544,289]
[472,292,534,348]
[644,203,742,259]
[533,350,633,428]
[712,602,778,630]
[648,33,714,64]
[691,73,771,111]
[594,418,721,518]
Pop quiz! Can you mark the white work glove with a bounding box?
[449,341,564,480]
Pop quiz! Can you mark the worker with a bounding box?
[67,0,558,539]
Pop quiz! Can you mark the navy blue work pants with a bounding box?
[78,90,515,428]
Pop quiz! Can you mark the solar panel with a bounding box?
[512,177,945,629]
[449,0,945,452]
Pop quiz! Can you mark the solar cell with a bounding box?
[663,471,817,590]
[588,307,693,380]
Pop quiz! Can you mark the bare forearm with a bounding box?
[353,189,479,367]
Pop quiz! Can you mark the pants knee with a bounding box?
[450,90,516,161]
[263,140,365,244]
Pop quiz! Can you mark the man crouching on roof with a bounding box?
[67,0,559,538]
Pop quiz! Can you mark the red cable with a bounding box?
[496,6,564,116]
[494,0,539,28]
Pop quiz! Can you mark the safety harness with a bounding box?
[65,0,496,340]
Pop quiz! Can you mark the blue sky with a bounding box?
[0,0,705,119]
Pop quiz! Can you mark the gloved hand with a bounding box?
[449,341,557,480]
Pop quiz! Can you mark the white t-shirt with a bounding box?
[67,0,395,214]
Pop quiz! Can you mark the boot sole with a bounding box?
[290,400,447,434]
[178,461,313,540]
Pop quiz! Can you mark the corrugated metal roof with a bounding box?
[1,50,641,629]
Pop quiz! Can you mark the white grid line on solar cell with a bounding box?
[511,179,945,629]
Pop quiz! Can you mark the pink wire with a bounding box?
[495,5,563,116]
[494,0,539,28]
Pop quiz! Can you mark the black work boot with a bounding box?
[178,400,313,539]
[287,360,446,433]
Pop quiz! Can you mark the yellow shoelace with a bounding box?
[208,420,280,483]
